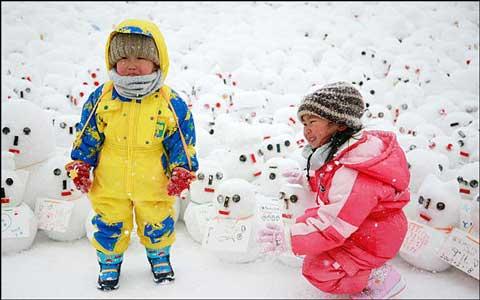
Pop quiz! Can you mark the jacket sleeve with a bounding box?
[162,90,199,174]
[290,166,380,257]
[70,85,105,167]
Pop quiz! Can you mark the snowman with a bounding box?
[205,178,262,264]
[454,125,479,164]
[405,149,449,194]
[276,183,316,268]
[455,162,479,201]
[1,151,38,254]
[256,157,301,197]
[258,134,296,162]
[22,153,90,241]
[1,99,56,169]
[395,111,427,138]
[428,135,460,168]
[53,114,81,149]
[400,174,460,272]
[184,160,227,243]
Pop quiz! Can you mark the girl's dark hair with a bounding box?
[306,126,362,182]
[324,126,363,162]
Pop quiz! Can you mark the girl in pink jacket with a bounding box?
[259,82,409,299]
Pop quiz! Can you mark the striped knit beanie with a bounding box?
[297,82,365,130]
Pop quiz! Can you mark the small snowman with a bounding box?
[184,160,227,243]
[1,151,38,254]
[455,162,479,201]
[400,174,460,272]
[23,153,90,241]
[276,183,316,268]
[205,178,262,264]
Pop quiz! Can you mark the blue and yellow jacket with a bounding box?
[71,19,198,202]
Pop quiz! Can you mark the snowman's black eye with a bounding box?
[216,172,223,180]
[6,178,14,186]
[418,196,424,204]
[290,195,298,203]
[53,168,61,176]
[232,194,241,203]
[284,140,291,147]
[239,155,247,162]
[269,173,276,180]
[60,122,67,129]
[436,202,445,210]
[2,127,10,135]
[197,173,205,180]
[267,144,273,151]
[23,127,31,135]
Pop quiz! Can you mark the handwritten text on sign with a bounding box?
[35,198,74,233]
[400,221,430,257]
[202,217,252,252]
[438,228,479,280]
[1,206,30,238]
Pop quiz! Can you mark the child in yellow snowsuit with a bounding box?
[65,19,198,290]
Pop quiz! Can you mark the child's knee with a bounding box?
[91,213,133,253]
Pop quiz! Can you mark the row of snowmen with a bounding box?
[1,100,90,254]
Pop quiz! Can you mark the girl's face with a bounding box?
[301,114,345,149]
[116,57,156,76]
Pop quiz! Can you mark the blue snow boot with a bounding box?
[146,246,175,284]
[96,251,123,291]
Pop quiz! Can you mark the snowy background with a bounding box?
[2,1,479,299]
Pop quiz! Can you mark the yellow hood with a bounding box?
[105,19,169,79]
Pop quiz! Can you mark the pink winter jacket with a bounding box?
[291,130,410,274]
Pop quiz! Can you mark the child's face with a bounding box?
[301,114,344,149]
[116,57,156,76]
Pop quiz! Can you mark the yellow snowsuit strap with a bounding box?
[160,87,193,171]
[73,82,114,149]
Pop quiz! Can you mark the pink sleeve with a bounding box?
[290,167,380,257]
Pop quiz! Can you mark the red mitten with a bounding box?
[167,167,196,196]
[65,160,92,193]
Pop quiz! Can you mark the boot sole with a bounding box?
[96,282,119,291]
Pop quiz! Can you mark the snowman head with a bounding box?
[54,114,80,148]
[1,100,56,168]
[416,174,460,228]
[456,162,479,200]
[406,149,449,193]
[1,169,29,208]
[189,160,226,204]
[214,178,256,219]
[258,134,295,161]
[278,183,316,222]
[259,157,301,197]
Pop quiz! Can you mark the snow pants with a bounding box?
[88,195,176,255]
[302,252,373,295]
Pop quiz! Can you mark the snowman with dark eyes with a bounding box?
[1,151,38,254]
[455,162,479,201]
[276,183,316,267]
[400,174,460,272]
[428,135,460,168]
[183,160,227,243]
[22,153,90,241]
[257,134,296,162]
[54,114,81,149]
[206,178,262,264]
[1,99,56,170]
[255,157,301,197]
[454,126,479,164]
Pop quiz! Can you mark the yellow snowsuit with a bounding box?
[71,20,198,255]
